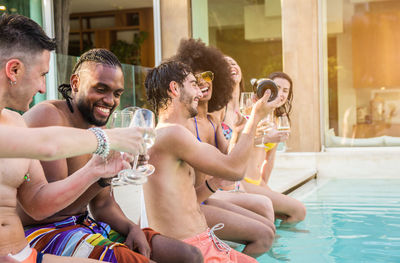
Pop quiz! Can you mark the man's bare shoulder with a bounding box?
[23,100,69,127]
[156,122,194,139]
[155,123,197,149]
[1,109,26,127]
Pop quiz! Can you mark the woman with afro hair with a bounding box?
[173,38,276,258]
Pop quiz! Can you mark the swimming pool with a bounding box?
[258,178,400,263]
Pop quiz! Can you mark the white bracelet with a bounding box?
[89,127,110,159]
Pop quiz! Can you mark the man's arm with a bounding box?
[17,152,129,220]
[164,90,279,181]
[89,190,151,257]
[159,123,254,181]
[19,102,147,159]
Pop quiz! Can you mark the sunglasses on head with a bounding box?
[195,71,214,83]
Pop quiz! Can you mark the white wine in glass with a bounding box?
[109,110,134,187]
[239,92,254,118]
[277,115,290,132]
[125,108,156,182]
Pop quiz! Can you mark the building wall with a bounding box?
[281,0,321,152]
[160,0,191,60]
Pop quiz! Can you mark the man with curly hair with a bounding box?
[174,38,276,258]
[144,59,279,262]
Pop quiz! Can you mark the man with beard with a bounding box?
[0,13,149,263]
[21,49,203,263]
[144,60,279,262]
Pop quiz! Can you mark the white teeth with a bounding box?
[201,88,208,92]
[97,107,110,113]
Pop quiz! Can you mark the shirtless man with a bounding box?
[173,38,276,258]
[21,48,203,263]
[0,14,140,263]
[144,60,279,262]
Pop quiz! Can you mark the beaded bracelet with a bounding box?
[88,127,110,159]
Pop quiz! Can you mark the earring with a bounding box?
[10,80,16,86]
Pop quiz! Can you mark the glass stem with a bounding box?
[133,155,139,170]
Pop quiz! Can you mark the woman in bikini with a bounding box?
[240,72,307,224]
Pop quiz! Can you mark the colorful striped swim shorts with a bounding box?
[24,213,159,263]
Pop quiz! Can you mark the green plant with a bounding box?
[111,31,148,65]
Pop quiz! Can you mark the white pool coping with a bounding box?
[114,147,400,224]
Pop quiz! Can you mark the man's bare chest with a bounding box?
[0,158,30,187]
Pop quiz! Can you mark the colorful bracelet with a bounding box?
[205,180,216,193]
[89,127,110,159]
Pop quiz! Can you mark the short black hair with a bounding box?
[173,38,234,112]
[58,48,122,113]
[145,60,192,113]
[0,14,56,66]
[71,48,122,74]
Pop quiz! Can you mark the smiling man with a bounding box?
[144,60,279,262]
[20,49,202,263]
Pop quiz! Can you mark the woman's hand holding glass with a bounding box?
[255,114,290,147]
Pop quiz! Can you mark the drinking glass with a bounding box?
[109,110,134,187]
[122,108,156,185]
[277,115,291,132]
[255,112,276,148]
[239,92,254,118]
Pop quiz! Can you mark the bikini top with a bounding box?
[194,116,218,148]
[221,122,233,140]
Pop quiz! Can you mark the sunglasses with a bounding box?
[195,71,214,83]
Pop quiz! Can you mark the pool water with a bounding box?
[257,178,400,263]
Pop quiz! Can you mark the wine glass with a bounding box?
[277,115,290,132]
[109,110,134,187]
[122,108,156,185]
[239,92,254,118]
[255,112,276,148]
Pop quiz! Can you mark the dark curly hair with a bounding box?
[173,38,234,112]
[145,60,192,113]
[268,72,293,120]
[0,14,56,67]
[58,48,122,113]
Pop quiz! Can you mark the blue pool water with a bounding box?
[258,178,400,263]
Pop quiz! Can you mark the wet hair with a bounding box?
[58,48,122,113]
[145,60,192,113]
[268,72,293,120]
[173,38,234,112]
[0,14,56,67]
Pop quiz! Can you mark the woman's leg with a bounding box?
[210,191,275,222]
[241,181,306,224]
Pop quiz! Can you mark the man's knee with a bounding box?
[251,224,275,253]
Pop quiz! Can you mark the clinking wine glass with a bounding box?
[121,108,156,185]
[109,110,134,187]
